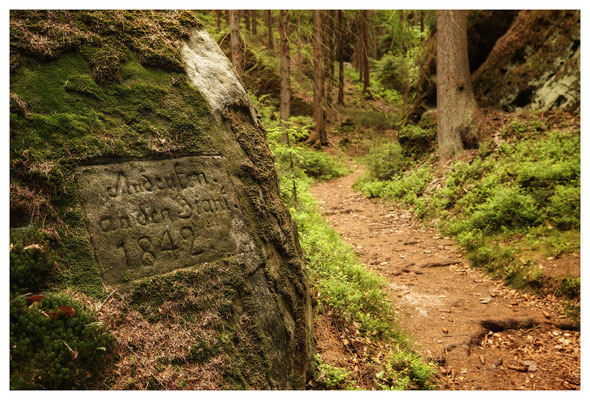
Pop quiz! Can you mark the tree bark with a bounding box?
[353,14,362,78]
[215,10,222,30]
[229,10,244,80]
[265,10,274,50]
[225,10,230,26]
[436,10,479,161]
[361,10,370,95]
[420,10,424,34]
[279,10,291,135]
[251,10,257,36]
[297,10,303,83]
[243,10,251,32]
[324,11,335,107]
[307,10,326,147]
[337,10,345,105]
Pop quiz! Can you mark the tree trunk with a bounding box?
[279,10,291,135]
[361,10,370,95]
[337,10,345,105]
[243,10,251,32]
[265,10,274,50]
[229,10,244,80]
[251,10,257,36]
[215,10,222,30]
[324,11,335,107]
[420,10,424,35]
[307,10,326,147]
[436,10,479,161]
[297,10,303,83]
[225,10,230,26]
[354,14,362,78]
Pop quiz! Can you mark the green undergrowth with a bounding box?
[10,292,115,389]
[266,125,435,390]
[355,113,580,303]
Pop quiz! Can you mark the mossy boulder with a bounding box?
[10,10,313,389]
[472,10,580,113]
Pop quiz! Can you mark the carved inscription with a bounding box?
[76,156,254,285]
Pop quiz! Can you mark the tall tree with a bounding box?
[251,10,257,36]
[279,10,291,133]
[420,10,424,35]
[307,10,327,147]
[229,10,244,80]
[337,10,345,105]
[436,10,479,160]
[353,13,362,76]
[324,11,335,106]
[215,10,222,30]
[225,10,230,26]
[243,10,251,32]
[297,10,304,83]
[360,10,370,95]
[265,10,274,50]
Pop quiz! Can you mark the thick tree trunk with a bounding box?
[337,10,345,105]
[229,10,244,80]
[265,10,274,50]
[251,10,257,36]
[307,10,326,147]
[436,10,479,160]
[279,10,291,135]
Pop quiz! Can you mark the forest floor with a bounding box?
[310,164,580,390]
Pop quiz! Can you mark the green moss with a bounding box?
[10,292,115,389]
[11,10,313,389]
[10,227,58,295]
[10,10,201,77]
[11,40,210,297]
[127,262,274,388]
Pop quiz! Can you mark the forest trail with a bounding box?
[310,164,580,390]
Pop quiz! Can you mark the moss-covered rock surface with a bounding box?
[10,10,313,389]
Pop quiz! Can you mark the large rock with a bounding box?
[472,10,580,113]
[10,11,313,389]
[410,10,579,120]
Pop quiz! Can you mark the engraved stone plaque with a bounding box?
[76,155,254,285]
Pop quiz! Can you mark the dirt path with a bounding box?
[310,166,580,390]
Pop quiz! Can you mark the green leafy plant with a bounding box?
[314,355,356,390]
[364,142,406,181]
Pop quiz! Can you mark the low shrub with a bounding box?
[365,143,405,181]
[313,355,356,390]
[376,53,411,93]
[298,147,349,181]
[548,185,580,230]
[464,186,541,232]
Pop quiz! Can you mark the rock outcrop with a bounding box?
[472,10,580,113]
[10,10,313,389]
[411,10,579,120]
